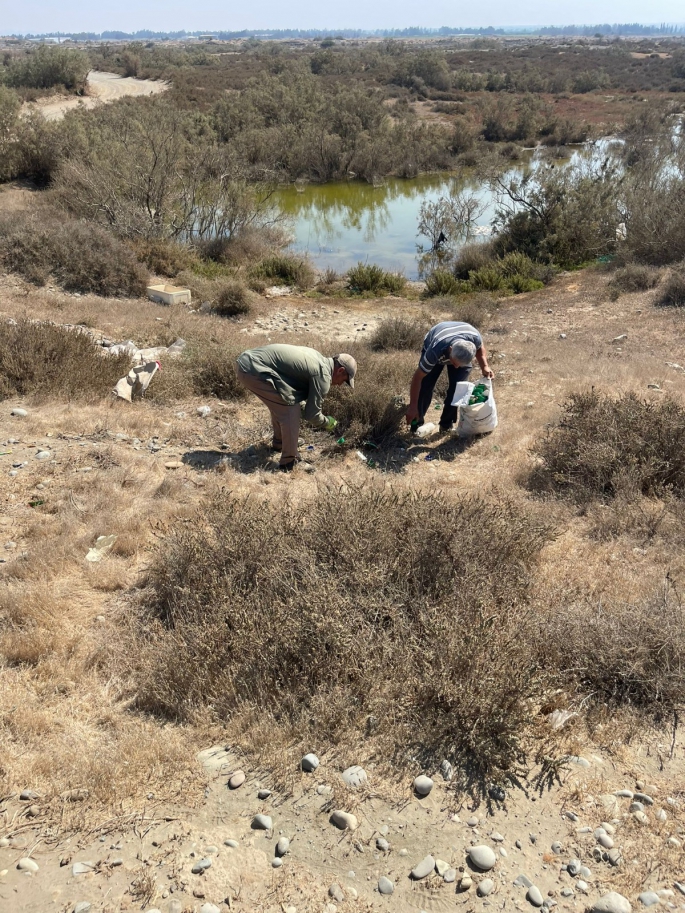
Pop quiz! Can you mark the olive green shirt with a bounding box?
[237,344,333,427]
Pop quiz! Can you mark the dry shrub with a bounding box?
[347,262,406,295]
[530,391,685,502]
[133,238,198,277]
[453,293,498,330]
[123,486,552,780]
[655,267,685,308]
[453,240,497,280]
[325,348,413,445]
[369,316,427,352]
[213,281,252,318]
[0,320,130,400]
[0,210,149,297]
[188,345,248,401]
[544,590,685,715]
[608,262,660,295]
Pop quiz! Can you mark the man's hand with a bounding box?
[405,405,419,425]
[481,366,494,379]
[324,415,338,432]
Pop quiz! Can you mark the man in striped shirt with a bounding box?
[405,321,494,432]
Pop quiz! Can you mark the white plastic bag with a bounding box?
[453,378,498,437]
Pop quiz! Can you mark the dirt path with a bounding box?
[23,70,167,121]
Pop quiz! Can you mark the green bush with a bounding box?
[4,46,90,92]
[368,317,426,352]
[507,275,544,294]
[468,266,506,292]
[423,269,462,297]
[453,241,497,280]
[347,262,405,295]
[608,262,660,296]
[248,255,315,289]
[213,281,252,318]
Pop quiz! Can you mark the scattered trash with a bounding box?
[197,406,212,417]
[85,535,117,563]
[146,284,191,306]
[425,453,434,461]
[367,458,376,469]
[336,436,346,445]
[306,445,315,451]
[559,333,567,339]
[615,222,627,241]
[415,422,437,438]
[113,361,161,402]
[356,450,367,462]
[454,379,498,437]
[547,709,578,730]
[362,440,379,449]
[612,335,627,344]
[28,498,44,508]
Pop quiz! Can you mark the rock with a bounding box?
[26,804,39,817]
[478,879,495,897]
[559,333,567,339]
[499,847,508,857]
[599,795,619,814]
[411,855,435,880]
[252,814,272,831]
[515,839,522,849]
[667,837,680,848]
[489,785,506,801]
[469,845,497,871]
[607,849,622,866]
[601,822,615,835]
[36,451,51,461]
[329,883,345,902]
[565,811,579,822]
[491,832,505,842]
[342,766,367,788]
[20,789,39,800]
[577,881,589,894]
[468,816,479,827]
[316,785,332,796]
[633,793,654,805]
[629,801,645,813]
[272,857,283,868]
[74,904,92,913]
[72,862,96,875]
[597,833,614,849]
[579,867,592,880]
[376,837,389,852]
[567,859,581,876]
[444,868,457,883]
[615,789,634,799]
[224,839,239,848]
[638,893,660,907]
[199,906,221,913]
[258,789,271,799]
[17,858,39,873]
[301,753,319,772]
[414,775,433,797]
[633,811,649,825]
[165,461,183,470]
[191,858,212,874]
[276,837,290,857]
[551,841,563,854]
[109,858,123,867]
[562,889,575,898]
[330,810,358,831]
[569,756,590,768]
[435,859,450,877]
[204,846,218,855]
[228,770,245,789]
[460,875,473,890]
[515,875,534,889]
[528,886,544,907]
[378,876,394,895]
[11,408,28,417]
[398,848,408,857]
[440,760,453,781]
[655,809,667,822]
[590,892,632,913]
[0,838,10,847]
[197,406,211,417]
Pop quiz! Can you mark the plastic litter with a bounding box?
[336,436,346,445]
[85,535,117,563]
[356,450,367,462]
[415,422,437,438]
[113,361,161,402]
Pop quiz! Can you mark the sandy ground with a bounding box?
[22,71,168,122]
[1,271,685,911]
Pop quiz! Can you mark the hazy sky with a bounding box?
[3,0,684,34]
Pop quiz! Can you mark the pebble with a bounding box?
[489,785,506,802]
[17,858,39,873]
[656,809,667,822]
[479,879,495,897]
[499,847,508,857]
[74,904,91,913]
[590,892,632,913]
[633,811,649,824]
[330,810,358,831]
[515,875,534,889]
[667,837,681,848]
[675,884,685,897]
[252,814,272,830]
[329,883,345,902]
[491,832,505,842]
[0,838,9,848]
[224,839,239,848]
[597,833,614,849]
[630,802,645,813]
[634,793,654,805]
[72,862,95,876]
[469,846,497,871]
[165,461,183,470]
[569,756,590,768]
[607,849,622,866]
[316,784,332,796]
[301,753,319,772]
[468,815,479,826]
[20,789,39,800]
[515,839,522,849]
[580,867,592,880]
[399,848,409,857]
[228,770,245,789]
[276,837,290,856]
[204,846,218,855]
[258,789,271,799]
[440,760,453,781]
[528,886,544,907]
[36,451,51,460]
[199,905,221,913]
[577,881,589,894]
[615,790,634,799]
[411,855,435,880]
[414,775,433,797]
[378,875,394,895]
[567,860,581,877]
[638,893,660,907]
[562,889,575,898]
[191,858,212,874]
[551,841,563,854]
[376,837,389,851]
[565,811,579,822]
[460,875,473,890]
[109,858,123,867]
[435,859,450,877]
[197,406,211,417]
[342,766,367,788]
[272,857,283,868]
[444,868,457,883]
[11,408,28,417]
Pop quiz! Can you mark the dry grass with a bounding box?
[655,267,685,308]
[368,315,427,352]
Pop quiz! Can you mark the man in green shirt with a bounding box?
[236,344,357,471]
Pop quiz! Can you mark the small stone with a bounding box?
[633,810,649,824]
[378,875,394,895]
[376,837,389,852]
[597,833,614,849]
[515,839,522,849]
[204,846,218,855]
[565,811,579,822]
[577,881,589,894]
[667,837,681,848]
[601,822,615,835]
[570,756,590,768]
[228,770,245,789]
[197,406,211,417]
[191,858,212,874]
[440,760,453,781]
[276,837,290,856]
[20,789,39,800]
[199,905,221,913]
[342,766,367,788]
[301,753,319,772]
[469,846,497,871]
[638,893,660,907]
[615,790,634,799]
[460,875,473,890]
[630,802,645,813]
[607,849,622,867]
[329,883,345,902]
[488,785,506,802]
[36,451,51,461]
[468,816,479,827]
[109,858,123,867]
[435,859,450,877]
[252,814,272,831]
[479,879,495,897]
[590,892,632,913]
[567,859,581,877]
[658,891,674,899]
[399,848,408,857]
[0,838,10,847]
[559,333,567,339]
[515,875,534,889]
[11,408,28,417]
[656,809,667,822]
[165,461,183,470]
[316,784,332,796]
[674,884,685,897]
[17,858,39,873]
[551,841,563,854]
[330,810,358,831]
[224,839,239,848]
[528,886,544,906]
[491,832,505,842]
[74,904,92,913]
[72,862,95,876]
[411,855,435,880]
[529,833,537,844]
[499,847,508,857]
[414,775,433,797]
[562,889,575,898]
[272,857,283,868]
[26,805,39,817]
[258,789,271,799]
[444,868,457,883]
[634,793,654,806]
[579,867,592,880]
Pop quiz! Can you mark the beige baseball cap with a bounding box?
[335,353,357,388]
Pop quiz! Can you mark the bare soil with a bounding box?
[21,71,168,122]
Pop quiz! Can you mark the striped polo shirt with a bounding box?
[419,321,483,374]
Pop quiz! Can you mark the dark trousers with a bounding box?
[418,362,472,429]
